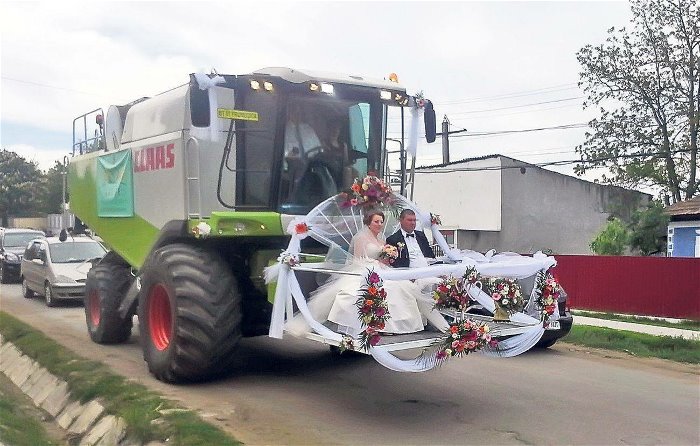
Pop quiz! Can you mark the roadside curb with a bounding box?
[573,316,700,340]
[0,334,130,445]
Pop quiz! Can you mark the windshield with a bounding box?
[48,241,107,263]
[279,95,384,213]
[4,233,42,248]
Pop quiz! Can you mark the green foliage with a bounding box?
[627,201,670,255]
[0,150,67,225]
[575,0,699,203]
[0,149,46,224]
[590,217,629,255]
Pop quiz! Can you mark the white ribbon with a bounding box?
[406,107,424,158]
[192,72,225,142]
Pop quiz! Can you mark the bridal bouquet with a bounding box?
[378,244,399,263]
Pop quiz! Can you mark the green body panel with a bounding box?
[69,156,159,269]
[189,212,284,237]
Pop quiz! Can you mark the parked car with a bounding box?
[0,228,45,283]
[21,236,107,306]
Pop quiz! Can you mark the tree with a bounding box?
[590,218,629,255]
[627,201,669,255]
[0,149,47,226]
[39,160,68,214]
[575,0,699,204]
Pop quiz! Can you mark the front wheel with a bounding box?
[44,282,56,307]
[84,254,133,344]
[138,244,242,383]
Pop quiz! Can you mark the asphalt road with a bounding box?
[1,283,699,445]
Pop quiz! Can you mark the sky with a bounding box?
[1,0,633,186]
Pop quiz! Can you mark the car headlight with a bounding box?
[54,275,78,284]
[4,253,20,263]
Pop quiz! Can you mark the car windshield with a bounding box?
[4,233,42,247]
[48,241,106,263]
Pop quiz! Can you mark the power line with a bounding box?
[450,123,588,138]
[435,83,578,105]
[1,75,105,97]
[447,96,583,115]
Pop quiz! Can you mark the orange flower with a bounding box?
[449,325,459,334]
[351,183,361,193]
[295,222,308,234]
[367,286,378,296]
[365,299,374,306]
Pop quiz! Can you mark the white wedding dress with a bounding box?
[286,226,434,337]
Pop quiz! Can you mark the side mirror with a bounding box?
[59,229,68,242]
[423,100,436,143]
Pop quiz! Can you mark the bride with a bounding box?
[287,209,445,337]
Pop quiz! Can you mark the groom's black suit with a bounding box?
[386,229,434,268]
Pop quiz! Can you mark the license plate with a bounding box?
[546,320,561,330]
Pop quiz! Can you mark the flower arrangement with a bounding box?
[484,277,524,321]
[278,252,300,268]
[433,267,481,312]
[414,91,426,109]
[433,275,470,312]
[286,219,311,239]
[338,335,355,353]
[434,319,496,363]
[191,221,211,239]
[378,244,399,264]
[430,213,442,226]
[355,270,390,351]
[294,222,309,235]
[339,176,394,208]
[535,269,561,326]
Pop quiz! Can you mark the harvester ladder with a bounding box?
[185,137,203,219]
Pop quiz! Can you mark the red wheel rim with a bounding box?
[88,290,101,326]
[148,284,172,351]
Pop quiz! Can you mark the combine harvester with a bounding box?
[69,67,572,382]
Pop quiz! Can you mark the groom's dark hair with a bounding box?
[363,209,385,226]
[399,209,416,219]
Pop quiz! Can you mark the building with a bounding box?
[411,155,651,254]
[665,196,700,258]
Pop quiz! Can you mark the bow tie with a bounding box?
[406,233,415,238]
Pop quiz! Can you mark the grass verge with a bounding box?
[0,311,241,446]
[562,325,700,364]
[572,310,700,331]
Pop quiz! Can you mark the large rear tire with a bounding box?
[84,254,133,344]
[138,244,242,383]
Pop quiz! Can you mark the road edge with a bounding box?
[0,334,130,445]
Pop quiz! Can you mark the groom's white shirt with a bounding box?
[401,229,429,268]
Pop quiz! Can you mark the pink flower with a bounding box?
[368,272,380,284]
[350,198,359,206]
[376,307,386,317]
[369,335,381,346]
[436,350,447,360]
[492,292,501,301]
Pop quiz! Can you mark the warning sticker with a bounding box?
[217,109,259,121]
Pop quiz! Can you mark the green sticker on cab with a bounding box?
[217,109,259,121]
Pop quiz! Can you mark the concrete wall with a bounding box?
[8,217,47,232]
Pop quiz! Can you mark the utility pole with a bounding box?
[442,115,450,164]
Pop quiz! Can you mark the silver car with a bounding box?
[21,236,107,306]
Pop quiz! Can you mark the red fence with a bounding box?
[553,255,700,320]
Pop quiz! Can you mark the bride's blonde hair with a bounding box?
[362,209,385,226]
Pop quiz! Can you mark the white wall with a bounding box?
[412,157,501,230]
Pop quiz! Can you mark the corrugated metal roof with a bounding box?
[664,196,700,216]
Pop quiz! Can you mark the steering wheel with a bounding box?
[304,146,324,160]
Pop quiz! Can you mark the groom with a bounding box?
[386,209,435,268]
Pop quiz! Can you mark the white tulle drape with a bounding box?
[265,192,557,371]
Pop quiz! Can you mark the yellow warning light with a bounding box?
[388,73,399,83]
